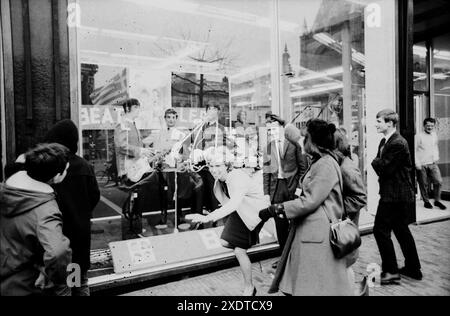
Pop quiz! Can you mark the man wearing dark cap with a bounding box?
[190,103,228,215]
[263,112,308,267]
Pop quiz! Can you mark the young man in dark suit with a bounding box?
[263,113,308,266]
[372,109,422,284]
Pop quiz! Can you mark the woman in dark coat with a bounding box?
[45,119,100,296]
[259,119,353,296]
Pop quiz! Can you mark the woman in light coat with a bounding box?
[189,147,269,296]
[259,119,353,296]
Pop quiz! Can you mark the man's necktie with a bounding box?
[378,138,386,158]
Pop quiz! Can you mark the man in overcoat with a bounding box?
[371,109,422,284]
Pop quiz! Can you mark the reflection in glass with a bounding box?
[78,0,275,268]
[433,34,450,192]
[279,0,366,180]
[414,42,428,92]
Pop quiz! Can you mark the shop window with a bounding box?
[74,0,398,278]
[278,0,398,225]
[433,33,450,192]
[77,0,279,273]
[413,42,428,92]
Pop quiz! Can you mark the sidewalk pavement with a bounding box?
[123,219,450,296]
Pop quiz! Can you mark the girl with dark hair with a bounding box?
[259,119,353,296]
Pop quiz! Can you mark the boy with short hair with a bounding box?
[0,143,72,296]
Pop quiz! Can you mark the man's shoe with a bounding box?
[424,201,433,209]
[380,272,401,285]
[434,201,447,210]
[399,267,423,280]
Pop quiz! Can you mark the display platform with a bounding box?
[109,219,277,274]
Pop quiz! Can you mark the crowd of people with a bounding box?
[2,95,445,295]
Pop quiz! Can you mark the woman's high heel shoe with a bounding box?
[252,287,257,296]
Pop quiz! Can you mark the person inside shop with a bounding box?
[234,109,249,129]
[114,98,154,184]
[114,98,167,234]
[234,109,257,157]
[149,108,203,228]
[188,147,269,296]
[189,103,229,216]
[415,118,446,210]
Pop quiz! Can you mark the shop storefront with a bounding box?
[65,0,400,290]
[413,34,450,197]
[2,0,449,293]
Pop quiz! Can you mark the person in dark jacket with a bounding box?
[263,114,309,269]
[45,119,100,296]
[0,143,72,296]
[372,109,422,284]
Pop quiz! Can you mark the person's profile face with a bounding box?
[210,163,227,181]
[129,105,141,119]
[165,113,177,128]
[267,121,282,138]
[375,117,389,134]
[239,111,247,123]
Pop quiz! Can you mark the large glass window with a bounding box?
[414,42,428,92]
[77,0,279,272]
[277,0,396,227]
[74,0,398,277]
[433,33,450,192]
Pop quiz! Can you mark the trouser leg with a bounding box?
[373,202,398,274]
[416,168,430,203]
[272,179,291,251]
[392,222,421,271]
[429,164,443,202]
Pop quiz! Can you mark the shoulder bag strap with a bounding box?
[322,157,344,224]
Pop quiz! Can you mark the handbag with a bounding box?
[328,217,361,259]
[323,159,362,259]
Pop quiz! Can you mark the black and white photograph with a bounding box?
[1,0,449,300]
